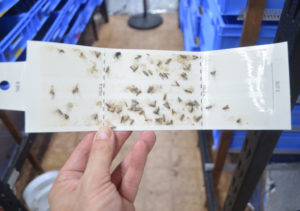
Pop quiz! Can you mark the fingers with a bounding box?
[114,131,132,157]
[58,129,131,184]
[58,132,95,181]
[112,131,156,202]
[84,127,116,183]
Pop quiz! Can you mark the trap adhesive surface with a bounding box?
[0,41,291,132]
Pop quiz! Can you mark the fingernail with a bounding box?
[96,127,112,140]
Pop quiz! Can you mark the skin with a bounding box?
[49,126,156,211]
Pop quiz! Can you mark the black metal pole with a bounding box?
[198,131,218,211]
[143,0,147,18]
[128,0,163,30]
[223,0,300,210]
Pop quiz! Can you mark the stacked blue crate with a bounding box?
[215,0,284,15]
[0,0,61,62]
[0,0,19,17]
[179,0,285,51]
[34,0,83,42]
[64,0,102,44]
[179,0,201,51]
[199,0,283,51]
[0,0,102,62]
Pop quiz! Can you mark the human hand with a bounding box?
[48,127,156,211]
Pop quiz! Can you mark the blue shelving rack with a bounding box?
[179,0,283,51]
[0,0,103,62]
[179,0,300,156]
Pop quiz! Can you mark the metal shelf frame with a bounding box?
[199,0,300,210]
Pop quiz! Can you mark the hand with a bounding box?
[48,127,156,211]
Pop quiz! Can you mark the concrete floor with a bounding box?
[16,13,231,211]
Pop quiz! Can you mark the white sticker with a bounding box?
[0,62,25,111]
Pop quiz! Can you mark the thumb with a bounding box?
[84,126,115,183]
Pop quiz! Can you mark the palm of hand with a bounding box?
[49,128,156,211]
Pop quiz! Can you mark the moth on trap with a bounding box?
[114,52,121,59]
[56,109,69,120]
[89,64,98,74]
[94,51,101,58]
[173,81,180,87]
[194,115,202,122]
[180,114,185,121]
[96,101,102,107]
[149,101,156,107]
[153,107,160,115]
[49,85,55,98]
[129,102,143,112]
[127,85,142,96]
[163,93,167,101]
[143,71,149,76]
[121,115,130,123]
[155,117,163,124]
[166,120,173,125]
[222,105,229,110]
[106,103,116,112]
[163,102,170,109]
[131,99,139,105]
[186,101,199,113]
[210,70,216,76]
[147,86,154,94]
[159,73,169,79]
[135,55,142,60]
[130,64,139,72]
[181,72,188,80]
[66,102,73,110]
[79,52,86,59]
[92,113,98,120]
[57,49,64,54]
[184,87,194,94]
[183,63,191,71]
[72,84,79,94]
[56,109,63,116]
[145,118,152,123]
[115,105,122,113]
[165,58,172,64]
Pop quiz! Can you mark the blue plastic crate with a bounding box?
[183,8,201,51]
[179,0,189,33]
[56,1,82,42]
[199,0,278,51]
[213,130,300,154]
[189,0,202,39]
[179,0,202,38]
[34,0,82,42]
[0,0,19,17]
[215,0,285,15]
[0,0,60,62]
[64,0,102,44]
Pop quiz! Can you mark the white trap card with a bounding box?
[0,41,291,132]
